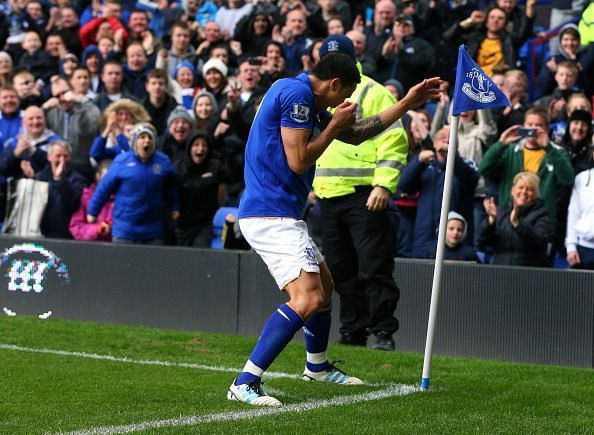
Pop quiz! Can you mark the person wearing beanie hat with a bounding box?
[312,35,408,352]
[161,106,194,164]
[443,211,478,261]
[559,108,594,174]
[384,78,404,100]
[202,58,229,79]
[173,60,199,111]
[201,58,229,110]
[87,121,180,244]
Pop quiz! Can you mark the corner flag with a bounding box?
[451,45,510,116]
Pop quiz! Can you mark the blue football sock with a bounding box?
[304,307,331,372]
[236,304,304,385]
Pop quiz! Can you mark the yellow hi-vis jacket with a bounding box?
[313,69,409,199]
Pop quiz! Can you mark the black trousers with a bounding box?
[319,187,400,336]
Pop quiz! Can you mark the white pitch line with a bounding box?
[62,384,422,435]
[0,343,301,380]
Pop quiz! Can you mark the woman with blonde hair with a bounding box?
[479,172,555,267]
[90,99,151,162]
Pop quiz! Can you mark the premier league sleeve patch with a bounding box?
[290,103,311,123]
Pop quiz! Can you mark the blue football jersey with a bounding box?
[239,73,323,219]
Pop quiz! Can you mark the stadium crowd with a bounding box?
[0,0,593,268]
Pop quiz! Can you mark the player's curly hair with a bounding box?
[311,52,360,88]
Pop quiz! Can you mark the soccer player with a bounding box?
[227,52,441,407]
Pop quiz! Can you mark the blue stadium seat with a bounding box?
[210,207,239,249]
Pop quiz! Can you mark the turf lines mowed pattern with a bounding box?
[1,315,593,434]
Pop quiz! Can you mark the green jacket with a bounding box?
[479,140,575,220]
[313,68,408,198]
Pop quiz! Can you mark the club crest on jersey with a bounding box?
[461,68,496,104]
[304,247,316,261]
[291,103,310,123]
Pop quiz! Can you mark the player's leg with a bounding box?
[228,218,323,406]
[301,260,363,385]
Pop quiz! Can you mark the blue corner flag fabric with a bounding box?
[451,45,510,116]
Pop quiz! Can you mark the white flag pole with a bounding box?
[420,114,460,390]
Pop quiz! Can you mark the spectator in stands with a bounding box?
[565,151,594,269]
[444,211,478,262]
[164,21,196,79]
[170,61,199,111]
[226,59,266,142]
[443,6,517,77]
[69,159,114,242]
[558,109,593,175]
[95,60,137,110]
[36,139,87,239]
[326,15,345,36]
[0,52,13,88]
[69,66,96,102]
[126,9,161,60]
[352,0,396,72]
[50,6,83,57]
[0,87,22,144]
[272,7,313,74]
[59,53,79,79]
[480,107,574,260]
[377,13,435,91]
[492,69,529,135]
[257,40,288,87]
[0,105,61,177]
[479,171,554,267]
[215,0,253,38]
[550,92,593,144]
[398,126,479,258]
[87,123,180,245]
[346,29,376,78]
[160,106,194,164]
[79,0,128,50]
[12,69,45,110]
[384,78,404,100]
[45,33,67,66]
[536,24,593,98]
[201,58,229,112]
[534,61,581,125]
[549,0,586,56]
[191,90,220,142]
[233,9,273,58]
[22,0,47,40]
[196,21,224,66]
[81,45,104,94]
[90,99,151,162]
[123,42,151,100]
[495,0,537,48]
[141,69,178,137]
[306,0,352,38]
[174,129,229,247]
[42,75,101,181]
[18,31,57,85]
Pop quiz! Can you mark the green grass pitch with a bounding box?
[1,315,592,434]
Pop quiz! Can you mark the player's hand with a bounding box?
[330,101,357,130]
[366,186,390,211]
[401,77,442,110]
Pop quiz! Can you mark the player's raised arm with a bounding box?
[282,101,357,174]
[337,77,443,145]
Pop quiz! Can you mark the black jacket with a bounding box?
[478,199,555,267]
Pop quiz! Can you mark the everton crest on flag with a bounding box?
[452,45,510,116]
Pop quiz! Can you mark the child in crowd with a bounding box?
[18,31,57,85]
[444,211,478,262]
